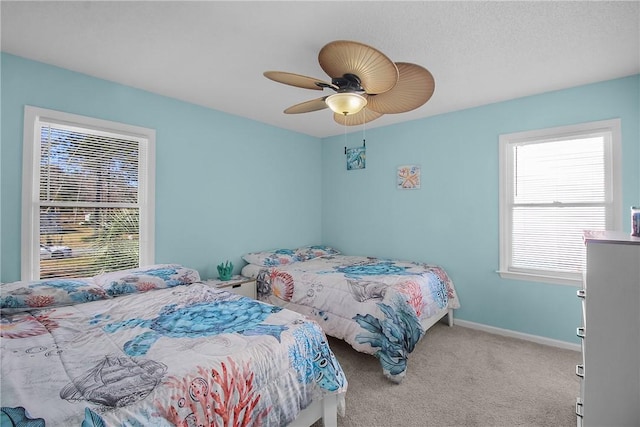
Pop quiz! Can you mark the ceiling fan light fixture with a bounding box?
[325,93,367,116]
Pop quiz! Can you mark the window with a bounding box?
[499,119,621,286]
[22,106,155,280]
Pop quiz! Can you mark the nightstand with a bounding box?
[203,275,257,299]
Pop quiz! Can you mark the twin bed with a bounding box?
[241,245,460,383]
[0,265,346,426]
[1,247,459,425]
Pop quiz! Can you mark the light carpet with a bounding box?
[322,322,581,427]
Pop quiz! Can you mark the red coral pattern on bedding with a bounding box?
[157,357,268,427]
[396,280,424,317]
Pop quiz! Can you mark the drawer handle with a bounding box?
[576,397,584,417]
[576,289,586,299]
[576,327,585,339]
[576,364,584,378]
[232,284,241,288]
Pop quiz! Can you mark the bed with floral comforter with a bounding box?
[241,246,460,383]
[0,264,347,426]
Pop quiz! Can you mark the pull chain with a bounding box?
[362,112,366,147]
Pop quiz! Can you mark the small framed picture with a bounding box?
[397,165,421,190]
[346,146,366,170]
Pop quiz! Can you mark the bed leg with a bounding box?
[447,308,454,327]
[321,394,338,427]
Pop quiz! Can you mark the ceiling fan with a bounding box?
[264,40,435,126]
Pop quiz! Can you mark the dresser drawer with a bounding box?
[576,397,584,427]
[577,289,586,326]
[224,279,257,299]
[203,276,257,299]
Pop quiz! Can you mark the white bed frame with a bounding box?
[289,394,338,427]
[423,306,454,330]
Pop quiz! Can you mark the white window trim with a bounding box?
[498,119,622,286]
[21,106,156,280]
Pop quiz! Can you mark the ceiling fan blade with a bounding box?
[366,63,435,114]
[264,71,337,91]
[333,108,383,126]
[284,97,328,114]
[318,40,399,95]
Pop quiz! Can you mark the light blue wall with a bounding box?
[321,75,640,344]
[0,53,322,282]
[2,53,638,345]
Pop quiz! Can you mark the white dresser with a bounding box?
[577,231,640,426]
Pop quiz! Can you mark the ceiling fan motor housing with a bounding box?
[332,73,365,94]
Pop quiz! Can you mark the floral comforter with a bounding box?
[242,255,459,382]
[0,283,347,426]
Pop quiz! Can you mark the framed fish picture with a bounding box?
[346,146,366,170]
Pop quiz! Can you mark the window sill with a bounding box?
[497,270,582,287]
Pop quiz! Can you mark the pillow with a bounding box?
[94,264,201,297]
[0,278,109,312]
[242,248,299,267]
[295,245,341,261]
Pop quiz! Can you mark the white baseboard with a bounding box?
[454,319,581,352]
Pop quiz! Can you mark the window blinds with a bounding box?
[38,123,142,279]
[509,136,607,275]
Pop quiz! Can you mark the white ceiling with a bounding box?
[2,1,639,138]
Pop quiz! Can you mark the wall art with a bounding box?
[397,165,421,189]
[346,146,366,170]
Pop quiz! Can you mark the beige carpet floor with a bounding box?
[324,322,581,427]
